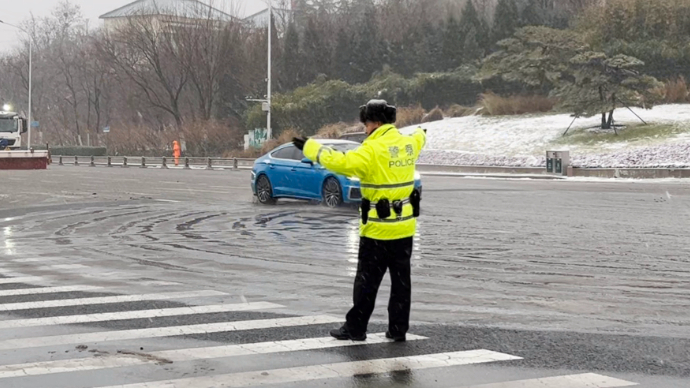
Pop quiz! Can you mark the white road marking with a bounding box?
[0,333,426,379]
[153,199,181,203]
[0,302,282,329]
[0,315,342,350]
[138,281,181,286]
[164,188,231,194]
[461,373,638,388]
[0,276,43,284]
[99,349,521,388]
[11,258,61,263]
[0,290,226,312]
[0,285,102,297]
[39,264,88,270]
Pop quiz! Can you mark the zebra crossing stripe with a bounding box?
[0,333,426,379]
[98,349,521,388]
[0,315,342,350]
[39,264,89,270]
[0,290,227,312]
[0,285,102,297]
[11,258,61,263]
[0,276,43,284]
[460,373,638,388]
[0,302,283,329]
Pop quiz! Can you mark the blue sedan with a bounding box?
[251,139,422,207]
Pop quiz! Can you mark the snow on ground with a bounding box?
[400,104,690,168]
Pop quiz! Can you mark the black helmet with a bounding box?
[359,99,396,124]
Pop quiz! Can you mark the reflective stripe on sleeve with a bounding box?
[316,147,325,165]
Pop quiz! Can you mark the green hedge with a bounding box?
[46,146,107,156]
[245,68,488,136]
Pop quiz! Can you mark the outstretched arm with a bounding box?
[411,128,427,154]
[302,139,372,178]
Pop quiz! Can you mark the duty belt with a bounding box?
[361,189,421,225]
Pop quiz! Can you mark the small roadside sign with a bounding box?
[103,126,110,133]
[31,121,39,128]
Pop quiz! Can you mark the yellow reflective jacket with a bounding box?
[303,125,426,240]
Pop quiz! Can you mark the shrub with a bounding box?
[409,69,483,109]
[446,104,476,117]
[46,146,107,156]
[422,107,444,123]
[103,119,243,157]
[395,106,426,128]
[244,68,488,136]
[315,122,350,139]
[479,92,556,116]
[223,148,263,158]
[245,80,367,138]
[260,128,301,154]
[662,77,689,103]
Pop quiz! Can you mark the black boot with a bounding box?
[386,331,406,342]
[330,326,366,341]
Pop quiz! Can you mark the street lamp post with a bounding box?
[267,0,272,141]
[245,1,273,143]
[0,20,33,149]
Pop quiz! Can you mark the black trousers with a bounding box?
[345,236,413,336]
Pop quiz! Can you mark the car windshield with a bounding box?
[0,118,17,133]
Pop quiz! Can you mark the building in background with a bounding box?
[100,0,236,31]
[243,0,296,32]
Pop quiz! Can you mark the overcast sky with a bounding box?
[0,0,265,49]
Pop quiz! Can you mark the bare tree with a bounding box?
[96,13,189,129]
[175,6,245,121]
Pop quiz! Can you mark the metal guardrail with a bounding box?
[53,156,545,175]
[53,155,256,170]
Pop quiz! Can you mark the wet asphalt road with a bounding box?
[0,166,688,387]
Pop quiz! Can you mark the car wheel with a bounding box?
[256,175,276,205]
[322,177,343,208]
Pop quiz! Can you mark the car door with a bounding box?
[267,145,300,196]
[289,148,323,199]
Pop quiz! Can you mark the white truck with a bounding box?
[0,110,28,150]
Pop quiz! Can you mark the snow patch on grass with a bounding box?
[400,104,690,168]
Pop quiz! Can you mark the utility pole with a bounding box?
[246,1,273,145]
[28,35,32,149]
[267,0,272,140]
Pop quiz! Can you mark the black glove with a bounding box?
[423,128,427,133]
[293,137,307,151]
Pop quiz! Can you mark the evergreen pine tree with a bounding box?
[280,21,302,90]
[442,15,464,71]
[492,0,520,44]
[463,25,482,63]
[421,21,443,72]
[459,0,489,61]
[521,0,543,27]
[350,7,381,83]
[332,28,354,82]
[302,16,331,83]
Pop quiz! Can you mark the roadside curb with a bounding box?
[419,172,565,180]
[416,164,690,180]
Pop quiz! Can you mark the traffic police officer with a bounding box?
[293,99,426,342]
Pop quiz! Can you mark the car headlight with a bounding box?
[348,176,360,182]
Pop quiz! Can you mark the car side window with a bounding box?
[292,148,305,161]
[272,146,296,160]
